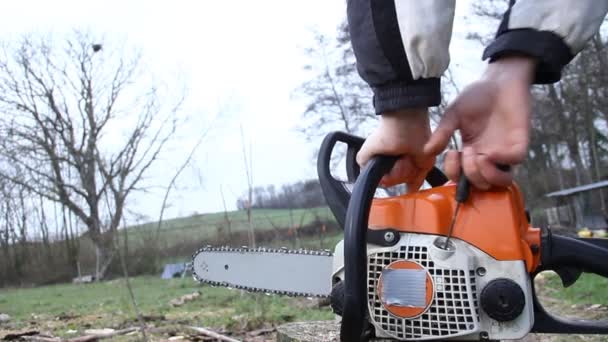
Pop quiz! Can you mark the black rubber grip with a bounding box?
[531,229,608,334]
[455,173,470,203]
[542,234,608,278]
[317,132,365,230]
[340,155,397,342]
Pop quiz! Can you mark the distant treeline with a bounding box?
[236,179,326,209]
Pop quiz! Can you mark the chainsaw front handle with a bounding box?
[531,229,608,334]
[317,131,448,230]
[317,132,365,230]
[340,154,397,342]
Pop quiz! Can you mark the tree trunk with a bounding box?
[578,55,606,214]
[247,199,256,248]
[91,232,115,280]
[220,186,232,239]
[62,205,79,274]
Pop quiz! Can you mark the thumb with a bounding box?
[356,136,377,167]
[423,107,459,156]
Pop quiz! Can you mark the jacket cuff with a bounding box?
[483,29,574,84]
[372,78,441,114]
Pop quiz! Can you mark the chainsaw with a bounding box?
[193,131,608,341]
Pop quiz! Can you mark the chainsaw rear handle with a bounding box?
[541,230,608,279]
[531,229,608,334]
[340,154,397,342]
[317,131,448,230]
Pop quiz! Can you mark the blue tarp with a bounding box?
[161,263,187,279]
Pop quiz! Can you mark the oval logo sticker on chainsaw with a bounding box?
[377,260,434,319]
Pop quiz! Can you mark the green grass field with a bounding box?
[1,230,344,340]
[125,207,336,248]
[2,265,608,341]
[539,272,608,307]
[2,270,608,341]
[0,276,334,340]
[532,272,608,342]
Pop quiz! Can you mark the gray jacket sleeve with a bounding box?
[347,0,455,114]
[483,0,608,84]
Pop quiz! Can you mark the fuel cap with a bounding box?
[480,278,525,322]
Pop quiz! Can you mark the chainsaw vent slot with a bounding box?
[368,242,480,340]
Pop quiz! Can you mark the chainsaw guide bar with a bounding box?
[192,246,334,298]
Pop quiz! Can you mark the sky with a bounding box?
[0,0,492,223]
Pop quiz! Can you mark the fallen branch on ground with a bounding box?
[187,326,240,342]
[247,326,276,337]
[20,336,60,342]
[66,327,139,342]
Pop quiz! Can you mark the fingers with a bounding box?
[358,134,407,187]
[405,154,435,192]
[423,105,459,156]
[356,136,377,168]
[380,158,415,187]
[444,150,461,182]
[446,148,514,190]
[406,172,427,194]
[357,130,434,190]
[462,147,491,190]
[486,137,529,165]
[477,154,513,187]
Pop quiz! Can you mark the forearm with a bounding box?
[482,55,536,85]
[347,0,455,113]
[483,0,608,84]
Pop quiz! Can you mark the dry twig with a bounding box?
[187,326,240,342]
[67,327,139,342]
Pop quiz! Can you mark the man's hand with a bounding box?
[424,56,536,189]
[357,109,435,191]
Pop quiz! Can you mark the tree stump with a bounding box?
[276,321,542,341]
[276,320,340,342]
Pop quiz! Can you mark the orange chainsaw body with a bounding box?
[368,182,541,273]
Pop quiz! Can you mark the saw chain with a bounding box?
[191,245,334,298]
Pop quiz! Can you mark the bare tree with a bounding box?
[240,126,256,248]
[220,185,232,239]
[0,32,181,280]
[297,22,376,140]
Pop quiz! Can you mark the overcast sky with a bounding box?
[0,0,491,223]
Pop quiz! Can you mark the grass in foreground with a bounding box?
[539,272,608,307]
[532,272,608,342]
[0,276,333,339]
[4,252,608,341]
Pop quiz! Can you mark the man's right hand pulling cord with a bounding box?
[424,56,536,190]
[357,55,537,191]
